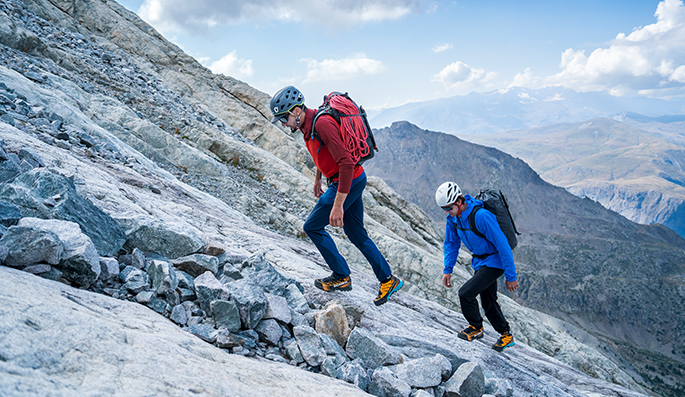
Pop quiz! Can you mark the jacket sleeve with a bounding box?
[443,218,461,274]
[476,210,517,281]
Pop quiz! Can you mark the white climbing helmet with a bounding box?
[435,182,462,208]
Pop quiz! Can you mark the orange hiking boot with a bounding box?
[374,276,403,306]
[314,274,352,292]
[492,331,515,351]
[457,325,484,341]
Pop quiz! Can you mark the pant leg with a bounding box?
[342,173,392,282]
[480,270,510,334]
[458,266,503,328]
[303,184,350,278]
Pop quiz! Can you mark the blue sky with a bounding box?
[115,0,684,111]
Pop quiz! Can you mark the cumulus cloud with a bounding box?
[431,61,499,93]
[301,53,385,82]
[511,0,685,96]
[432,43,453,53]
[207,51,254,79]
[139,0,423,33]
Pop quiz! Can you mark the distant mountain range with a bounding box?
[369,87,685,135]
[459,114,685,239]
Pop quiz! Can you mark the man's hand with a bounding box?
[442,273,452,288]
[505,280,519,292]
[313,178,324,198]
[330,205,344,227]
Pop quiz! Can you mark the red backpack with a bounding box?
[310,92,378,165]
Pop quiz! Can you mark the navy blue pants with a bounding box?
[303,171,392,282]
[458,266,510,334]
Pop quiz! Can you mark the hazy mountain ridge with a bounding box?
[369,87,685,135]
[464,116,685,239]
[364,121,685,396]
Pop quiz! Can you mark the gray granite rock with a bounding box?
[264,293,291,324]
[444,362,485,397]
[254,318,282,346]
[117,215,205,259]
[147,259,178,295]
[210,299,241,333]
[193,271,230,314]
[293,325,327,367]
[172,253,219,277]
[336,359,370,392]
[98,257,119,281]
[389,354,452,388]
[224,278,267,330]
[0,226,62,267]
[346,327,399,370]
[368,367,412,397]
[0,200,21,227]
[0,169,125,256]
[17,218,100,287]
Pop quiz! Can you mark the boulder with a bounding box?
[368,367,412,397]
[389,354,452,388]
[98,257,119,281]
[172,253,219,277]
[336,359,370,392]
[224,278,268,330]
[0,226,62,267]
[147,259,178,295]
[210,299,241,333]
[0,169,125,256]
[444,362,485,397]
[315,303,350,348]
[193,271,230,314]
[264,293,291,324]
[239,254,299,295]
[254,318,282,346]
[293,325,327,367]
[16,218,100,287]
[346,327,399,370]
[117,215,205,259]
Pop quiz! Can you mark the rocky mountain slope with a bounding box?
[464,116,685,239]
[0,0,675,395]
[364,121,685,397]
[369,87,685,135]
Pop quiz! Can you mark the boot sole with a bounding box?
[457,331,484,341]
[314,280,352,292]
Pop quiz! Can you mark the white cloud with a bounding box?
[432,43,453,53]
[510,0,685,96]
[431,61,498,93]
[139,0,423,33]
[301,53,385,82]
[207,51,254,79]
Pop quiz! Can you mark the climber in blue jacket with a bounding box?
[436,181,518,352]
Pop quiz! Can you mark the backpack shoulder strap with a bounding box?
[467,205,486,240]
[310,107,340,153]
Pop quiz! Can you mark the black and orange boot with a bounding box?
[314,273,352,292]
[457,325,484,341]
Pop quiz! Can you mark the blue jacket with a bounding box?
[444,195,517,282]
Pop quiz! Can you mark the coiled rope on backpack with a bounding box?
[329,94,370,164]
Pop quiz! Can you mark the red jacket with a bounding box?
[300,108,363,194]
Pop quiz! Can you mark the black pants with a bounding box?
[458,266,510,334]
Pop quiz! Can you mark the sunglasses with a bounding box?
[441,204,454,211]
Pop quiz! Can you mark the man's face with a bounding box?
[445,204,459,217]
[280,110,299,132]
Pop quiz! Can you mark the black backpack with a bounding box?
[454,189,520,255]
[310,92,378,166]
